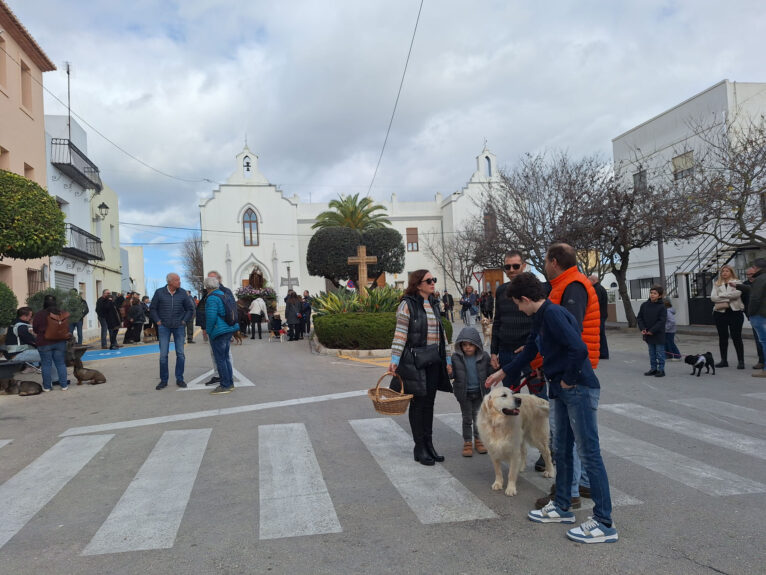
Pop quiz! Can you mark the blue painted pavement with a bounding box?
[83,343,173,361]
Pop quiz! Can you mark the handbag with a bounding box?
[713,301,729,312]
[410,343,441,369]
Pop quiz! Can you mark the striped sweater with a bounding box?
[391,299,452,365]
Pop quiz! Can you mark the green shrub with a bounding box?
[0,170,66,260]
[0,282,18,327]
[314,312,396,349]
[361,285,402,312]
[312,290,361,316]
[27,287,83,322]
[314,311,453,349]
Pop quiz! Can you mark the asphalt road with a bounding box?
[0,329,764,575]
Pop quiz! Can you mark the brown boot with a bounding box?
[474,438,487,454]
[462,441,473,457]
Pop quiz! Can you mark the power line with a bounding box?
[367,0,424,197]
[0,43,217,185]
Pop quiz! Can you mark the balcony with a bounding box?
[61,223,104,261]
[50,138,103,192]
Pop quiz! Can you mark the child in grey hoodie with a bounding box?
[450,326,491,457]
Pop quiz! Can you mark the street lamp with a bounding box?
[97,202,110,219]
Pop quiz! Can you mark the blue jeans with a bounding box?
[648,343,665,371]
[12,348,41,364]
[549,397,589,497]
[210,333,233,388]
[665,332,681,359]
[69,321,84,345]
[158,324,186,383]
[750,315,766,372]
[38,341,68,390]
[498,349,547,400]
[552,386,612,525]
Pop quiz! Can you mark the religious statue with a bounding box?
[248,267,265,289]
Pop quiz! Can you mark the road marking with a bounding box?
[434,413,642,508]
[671,398,766,426]
[181,368,256,390]
[599,425,766,496]
[350,418,497,524]
[0,434,113,550]
[259,423,341,540]
[743,392,766,401]
[82,428,211,555]
[601,403,766,461]
[0,439,11,450]
[60,390,369,436]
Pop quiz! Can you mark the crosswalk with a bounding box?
[0,392,765,556]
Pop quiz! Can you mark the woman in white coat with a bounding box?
[248,296,268,340]
[711,265,745,369]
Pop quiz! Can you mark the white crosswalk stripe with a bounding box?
[743,392,766,401]
[350,418,497,524]
[671,398,766,426]
[601,403,766,461]
[434,413,643,508]
[599,425,766,496]
[0,434,114,550]
[258,423,342,540]
[82,429,211,555]
[181,368,256,390]
[0,439,11,450]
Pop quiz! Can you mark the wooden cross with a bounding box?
[347,245,377,298]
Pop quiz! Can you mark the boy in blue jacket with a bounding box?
[485,272,617,544]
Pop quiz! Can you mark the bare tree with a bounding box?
[422,225,484,293]
[181,233,204,295]
[673,114,766,250]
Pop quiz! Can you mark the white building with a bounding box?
[200,146,501,299]
[611,80,766,325]
[45,115,106,336]
[121,246,146,296]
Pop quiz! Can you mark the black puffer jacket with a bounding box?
[491,282,533,355]
[637,298,667,344]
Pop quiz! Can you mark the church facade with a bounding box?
[199,146,502,299]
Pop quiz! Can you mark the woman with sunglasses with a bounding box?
[388,270,453,466]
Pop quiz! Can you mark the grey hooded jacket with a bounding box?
[450,326,491,402]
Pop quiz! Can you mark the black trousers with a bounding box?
[599,318,609,359]
[250,314,262,339]
[714,309,744,363]
[408,364,439,446]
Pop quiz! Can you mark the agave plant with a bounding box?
[359,285,402,313]
[311,290,361,316]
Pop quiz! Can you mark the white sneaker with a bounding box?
[567,517,618,544]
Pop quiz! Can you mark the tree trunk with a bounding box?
[612,261,637,328]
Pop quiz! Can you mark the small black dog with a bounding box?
[684,352,716,377]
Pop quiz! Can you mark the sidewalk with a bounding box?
[606,321,756,339]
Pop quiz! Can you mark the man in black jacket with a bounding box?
[589,274,609,359]
[441,290,454,322]
[96,290,121,350]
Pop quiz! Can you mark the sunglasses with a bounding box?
[420,277,437,285]
[504,263,522,270]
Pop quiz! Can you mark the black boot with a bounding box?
[413,443,435,465]
[424,438,445,463]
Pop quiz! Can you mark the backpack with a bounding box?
[44,311,71,341]
[212,293,237,327]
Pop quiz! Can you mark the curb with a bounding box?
[310,337,390,358]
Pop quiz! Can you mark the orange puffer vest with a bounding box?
[548,267,601,369]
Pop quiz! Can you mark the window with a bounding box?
[0,147,8,171]
[483,207,497,238]
[24,163,34,181]
[406,227,418,252]
[672,151,693,181]
[20,59,32,111]
[629,277,660,300]
[27,268,44,294]
[110,224,115,246]
[243,155,252,177]
[633,169,647,193]
[243,208,259,246]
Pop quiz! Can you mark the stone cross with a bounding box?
[280,262,299,290]
[347,245,377,298]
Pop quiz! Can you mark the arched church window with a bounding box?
[243,208,259,246]
[485,156,492,177]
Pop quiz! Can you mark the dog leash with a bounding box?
[510,369,546,394]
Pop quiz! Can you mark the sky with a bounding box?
[9,0,766,292]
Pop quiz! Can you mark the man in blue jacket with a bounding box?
[150,272,195,390]
[203,276,239,394]
[486,272,617,544]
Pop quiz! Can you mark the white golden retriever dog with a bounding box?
[477,386,554,496]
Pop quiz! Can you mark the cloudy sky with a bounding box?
[11,0,766,291]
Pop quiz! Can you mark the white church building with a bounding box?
[199,146,501,299]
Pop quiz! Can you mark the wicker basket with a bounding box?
[368,373,412,416]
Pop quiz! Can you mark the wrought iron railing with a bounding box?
[50,138,103,192]
[61,223,104,261]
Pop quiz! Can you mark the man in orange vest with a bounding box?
[535,243,602,511]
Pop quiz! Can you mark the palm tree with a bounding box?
[312,193,391,230]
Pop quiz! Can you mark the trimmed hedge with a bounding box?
[0,282,18,327]
[314,312,453,350]
[27,287,84,322]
